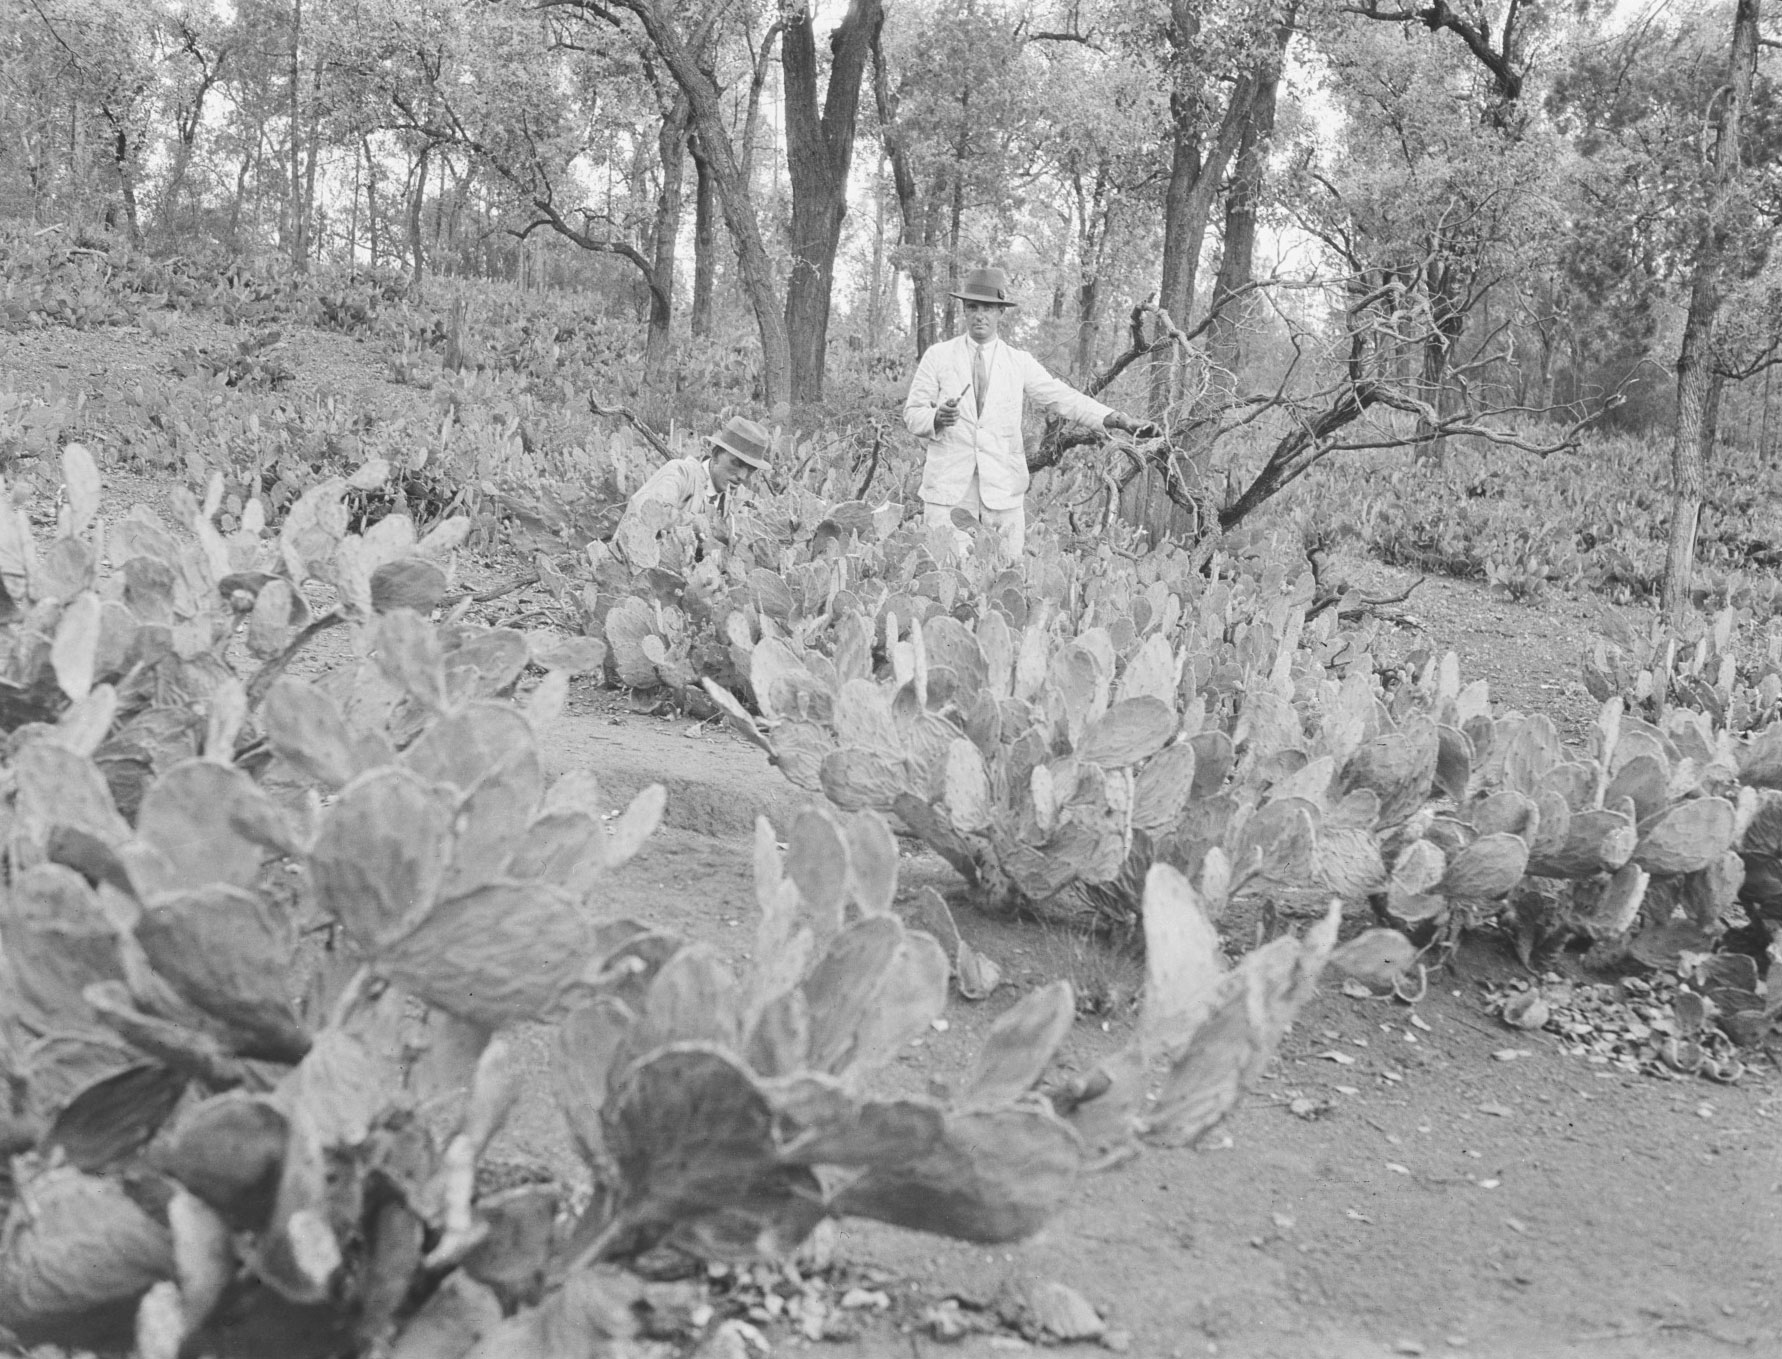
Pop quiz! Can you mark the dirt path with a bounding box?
[508,692,1781,1359]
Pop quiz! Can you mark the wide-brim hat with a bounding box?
[950,267,1017,307]
[708,415,772,469]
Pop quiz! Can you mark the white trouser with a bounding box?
[923,472,1024,558]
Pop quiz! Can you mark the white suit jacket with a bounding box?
[622,456,714,526]
[902,335,1113,511]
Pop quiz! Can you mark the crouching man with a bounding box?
[613,414,772,566]
[901,267,1157,558]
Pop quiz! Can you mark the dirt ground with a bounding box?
[527,687,1780,1359]
[8,314,1781,1359]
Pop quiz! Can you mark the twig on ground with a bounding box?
[1307,575,1426,623]
[441,572,539,607]
[1574,1319,1754,1347]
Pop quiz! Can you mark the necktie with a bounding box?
[973,344,988,416]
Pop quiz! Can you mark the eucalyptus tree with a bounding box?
[1135,0,1295,412]
[1301,7,1569,453]
[872,0,1033,357]
[1021,23,1162,383]
[544,0,788,408]
[781,0,883,400]
[1655,0,1769,624]
[6,0,166,239]
[1319,0,1569,461]
[1546,1,1778,622]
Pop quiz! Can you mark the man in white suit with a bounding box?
[901,267,1158,557]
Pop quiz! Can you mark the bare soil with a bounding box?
[533,687,1781,1359]
[10,310,1780,1359]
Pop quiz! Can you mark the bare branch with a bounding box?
[510,203,663,311]
[1344,0,1523,100]
[1027,29,1105,50]
[588,391,674,460]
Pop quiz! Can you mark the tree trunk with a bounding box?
[740,21,783,188]
[943,108,969,340]
[617,0,791,409]
[1207,15,1291,380]
[867,153,887,348]
[1663,299,1713,628]
[250,126,266,246]
[644,99,690,386]
[782,0,883,402]
[288,0,304,264]
[347,142,360,268]
[297,59,324,272]
[689,130,716,338]
[1660,0,1760,625]
[1761,360,1775,460]
[1071,164,1111,383]
[1413,259,1464,463]
[406,144,430,300]
[1134,32,1258,540]
[628,132,654,323]
[1149,73,1254,415]
[914,202,941,354]
[160,113,202,237]
[106,116,141,244]
[1074,276,1100,382]
[871,26,934,358]
[229,125,256,246]
[362,134,379,267]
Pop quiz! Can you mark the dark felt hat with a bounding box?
[708,415,772,469]
[950,267,1017,307]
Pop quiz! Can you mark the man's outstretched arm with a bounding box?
[1021,355,1160,438]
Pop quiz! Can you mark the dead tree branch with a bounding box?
[588,391,674,461]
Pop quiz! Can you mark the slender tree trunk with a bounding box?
[361,134,379,268]
[1761,361,1774,460]
[297,62,324,272]
[406,144,431,300]
[643,99,690,386]
[229,126,256,246]
[689,130,717,337]
[740,20,783,188]
[871,26,933,357]
[914,202,941,355]
[1413,259,1465,463]
[782,0,883,402]
[943,101,970,339]
[106,116,141,244]
[1072,165,1110,383]
[627,133,653,323]
[867,153,887,349]
[1073,277,1101,383]
[1149,77,1254,415]
[161,64,215,240]
[1661,0,1760,626]
[617,0,791,408]
[69,99,85,230]
[1663,300,1714,626]
[1132,22,1258,541]
[347,141,360,269]
[288,0,303,263]
[1207,15,1290,380]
